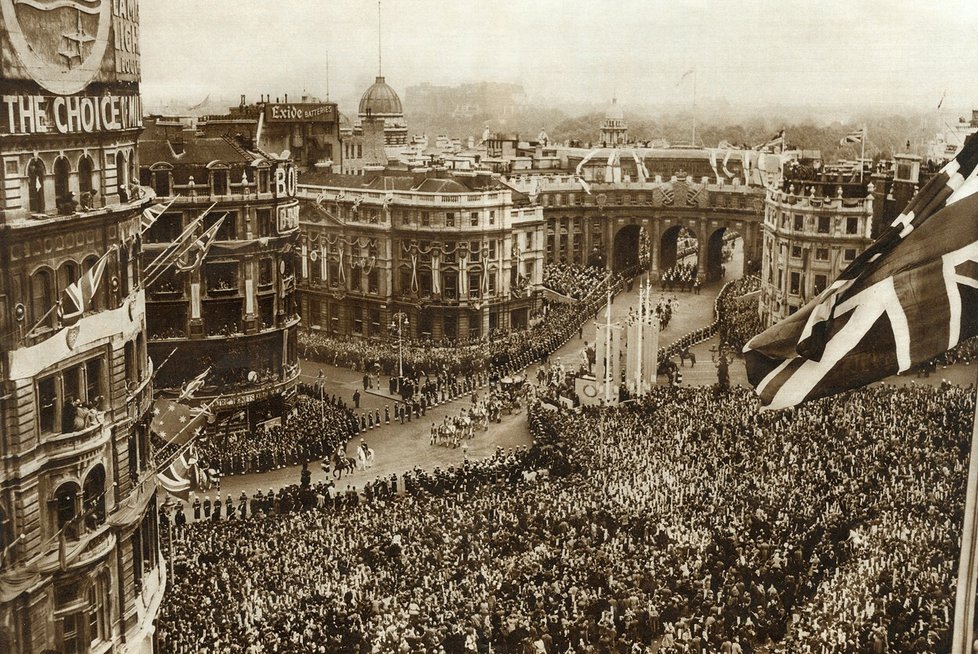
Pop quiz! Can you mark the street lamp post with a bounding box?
[390,312,409,393]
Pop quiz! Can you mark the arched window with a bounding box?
[87,573,109,645]
[30,268,55,329]
[78,155,94,197]
[59,261,78,297]
[115,151,127,195]
[54,156,71,210]
[211,168,228,196]
[27,158,45,213]
[82,464,106,529]
[54,483,79,537]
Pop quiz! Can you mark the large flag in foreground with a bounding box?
[745,134,978,409]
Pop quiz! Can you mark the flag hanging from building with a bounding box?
[139,198,176,234]
[157,445,215,501]
[177,367,211,402]
[142,203,216,284]
[839,127,865,146]
[150,398,210,443]
[174,217,225,272]
[577,176,592,195]
[744,133,978,410]
[58,247,114,325]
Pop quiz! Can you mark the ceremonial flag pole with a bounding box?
[952,383,978,653]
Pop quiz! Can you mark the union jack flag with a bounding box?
[139,199,176,234]
[58,247,113,325]
[156,445,216,501]
[839,127,865,146]
[745,133,978,409]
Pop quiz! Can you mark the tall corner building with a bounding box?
[0,2,163,653]
[137,119,301,430]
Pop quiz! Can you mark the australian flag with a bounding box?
[745,133,978,409]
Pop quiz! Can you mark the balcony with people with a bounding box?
[3,151,154,228]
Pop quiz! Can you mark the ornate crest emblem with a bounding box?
[65,324,80,349]
[0,0,112,94]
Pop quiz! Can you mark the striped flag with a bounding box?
[839,127,865,146]
[745,133,978,409]
[58,247,113,325]
[157,445,214,501]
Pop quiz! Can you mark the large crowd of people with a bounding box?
[542,262,609,299]
[299,266,624,378]
[715,275,763,352]
[194,392,359,476]
[157,380,970,653]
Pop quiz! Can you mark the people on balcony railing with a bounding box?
[80,189,98,210]
[61,395,104,433]
[57,191,78,216]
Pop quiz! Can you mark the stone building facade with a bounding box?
[138,120,301,429]
[0,2,163,651]
[296,171,545,341]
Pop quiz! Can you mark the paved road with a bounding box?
[190,236,977,505]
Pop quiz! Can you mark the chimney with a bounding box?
[285,93,288,103]
[240,94,246,107]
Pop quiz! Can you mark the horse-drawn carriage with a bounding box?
[499,375,527,414]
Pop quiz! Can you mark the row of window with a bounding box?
[769,266,845,298]
[395,269,500,299]
[774,211,863,236]
[781,243,857,263]
[145,207,277,244]
[151,258,279,296]
[21,151,132,215]
[308,302,485,340]
[147,293,294,340]
[144,165,272,198]
[28,248,135,332]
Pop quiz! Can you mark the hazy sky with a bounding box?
[140,0,978,113]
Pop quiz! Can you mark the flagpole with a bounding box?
[604,280,612,403]
[952,380,978,653]
[691,68,697,147]
[142,202,216,278]
[860,124,866,183]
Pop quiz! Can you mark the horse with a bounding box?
[356,445,375,471]
[331,451,356,479]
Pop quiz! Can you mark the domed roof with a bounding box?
[605,98,624,121]
[358,76,403,117]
